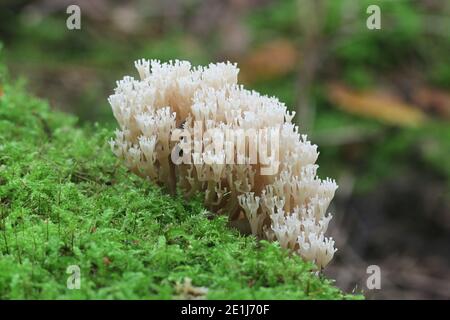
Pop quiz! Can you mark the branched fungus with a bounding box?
[109,60,338,268]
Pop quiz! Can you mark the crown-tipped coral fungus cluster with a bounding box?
[109,60,338,268]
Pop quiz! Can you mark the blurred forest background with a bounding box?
[0,0,449,299]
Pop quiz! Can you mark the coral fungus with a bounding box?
[109,60,338,268]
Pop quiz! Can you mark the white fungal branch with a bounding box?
[109,59,339,268]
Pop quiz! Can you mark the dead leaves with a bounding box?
[239,39,298,84]
[411,87,450,120]
[327,83,428,126]
[175,277,209,300]
[103,256,111,266]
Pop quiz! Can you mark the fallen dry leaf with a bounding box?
[327,83,427,126]
[412,86,450,120]
[175,277,209,300]
[239,39,298,84]
[103,256,111,266]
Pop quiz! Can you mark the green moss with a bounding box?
[0,72,359,300]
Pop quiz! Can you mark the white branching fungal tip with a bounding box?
[109,59,339,268]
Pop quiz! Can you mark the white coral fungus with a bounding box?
[109,59,338,268]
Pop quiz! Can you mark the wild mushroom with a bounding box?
[109,60,338,268]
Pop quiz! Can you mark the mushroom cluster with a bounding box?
[109,60,338,268]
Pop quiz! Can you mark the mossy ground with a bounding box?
[0,73,359,299]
